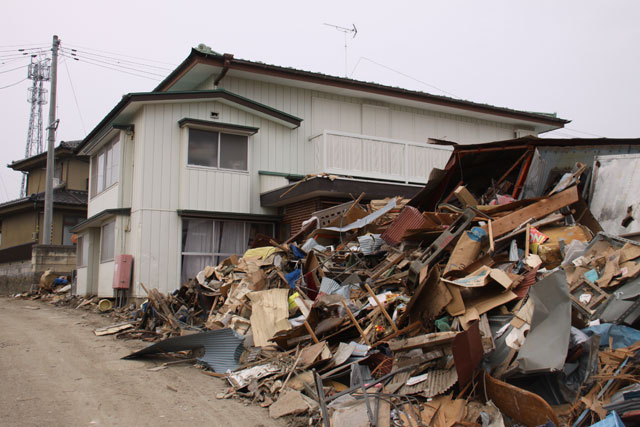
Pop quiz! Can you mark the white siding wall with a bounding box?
[97,260,114,297]
[198,75,516,156]
[75,266,88,295]
[87,185,118,218]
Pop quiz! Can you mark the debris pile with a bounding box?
[116,176,640,426]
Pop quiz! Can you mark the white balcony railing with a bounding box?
[309,130,454,184]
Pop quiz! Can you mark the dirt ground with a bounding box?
[0,296,288,427]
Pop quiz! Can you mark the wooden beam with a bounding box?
[487,186,579,238]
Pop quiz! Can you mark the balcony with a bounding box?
[309,130,453,184]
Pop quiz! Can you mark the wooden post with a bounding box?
[341,300,371,346]
[365,283,399,333]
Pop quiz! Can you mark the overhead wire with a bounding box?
[64,42,177,66]
[61,56,87,134]
[62,47,173,71]
[350,56,461,98]
[0,64,29,74]
[59,51,165,77]
[59,52,162,81]
[0,77,28,89]
[60,49,166,77]
[0,42,48,48]
[0,46,49,53]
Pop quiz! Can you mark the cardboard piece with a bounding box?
[442,265,492,288]
[445,228,485,273]
[405,265,453,324]
[269,389,313,418]
[463,288,517,316]
[247,288,291,347]
[298,341,332,368]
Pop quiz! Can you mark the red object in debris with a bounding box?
[381,206,426,246]
[112,254,133,289]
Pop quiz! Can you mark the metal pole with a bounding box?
[42,35,59,245]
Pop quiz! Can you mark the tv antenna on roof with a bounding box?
[324,23,357,77]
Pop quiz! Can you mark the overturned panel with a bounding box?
[516,270,571,374]
[123,328,244,372]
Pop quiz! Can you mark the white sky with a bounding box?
[1,0,639,203]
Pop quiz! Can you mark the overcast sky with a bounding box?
[1,1,638,203]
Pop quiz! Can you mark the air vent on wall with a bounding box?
[210,112,219,120]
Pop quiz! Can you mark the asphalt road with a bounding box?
[0,296,286,427]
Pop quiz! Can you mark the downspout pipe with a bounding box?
[214,53,234,87]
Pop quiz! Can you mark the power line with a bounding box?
[61,56,86,134]
[350,56,460,98]
[0,64,28,74]
[0,46,49,53]
[61,50,166,77]
[60,53,162,81]
[563,126,604,138]
[64,42,177,66]
[61,47,173,71]
[0,77,27,89]
[0,42,48,48]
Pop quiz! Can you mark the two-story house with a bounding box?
[0,140,88,293]
[0,140,88,249]
[72,47,568,298]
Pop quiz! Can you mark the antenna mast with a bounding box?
[23,55,51,196]
[324,23,357,77]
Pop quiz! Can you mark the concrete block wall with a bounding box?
[32,245,77,275]
[0,260,37,294]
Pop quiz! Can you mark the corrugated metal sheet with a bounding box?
[381,206,426,246]
[397,367,458,397]
[123,328,244,372]
[590,154,640,235]
[521,145,640,199]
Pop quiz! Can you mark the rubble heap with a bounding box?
[112,173,640,426]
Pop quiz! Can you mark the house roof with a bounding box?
[75,89,303,154]
[0,189,87,215]
[260,175,422,207]
[428,135,640,150]
[154,48,569,132]
[409,136,640,211]
[9,140,85,171]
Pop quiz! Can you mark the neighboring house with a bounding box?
[0,140,88,293]
[72,47,568,298]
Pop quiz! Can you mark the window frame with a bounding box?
[100,220,115,263]
[77,233,88,268]
[186,127,249,173]
[90,136,120,198]
[180,218,274,282]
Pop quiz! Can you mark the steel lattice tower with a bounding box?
[22,56,50,197]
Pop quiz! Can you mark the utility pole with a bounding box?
[42,35,59,245]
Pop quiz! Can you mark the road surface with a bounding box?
[0,296,287,427]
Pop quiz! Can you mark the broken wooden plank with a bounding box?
[486,186,579,238]
[454,186,479,207]
[388,331,457,352]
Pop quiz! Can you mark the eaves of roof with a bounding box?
[155,49,569,128]
[9,142,86,171]
[75,89,303,154]
[429,136,640,152]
